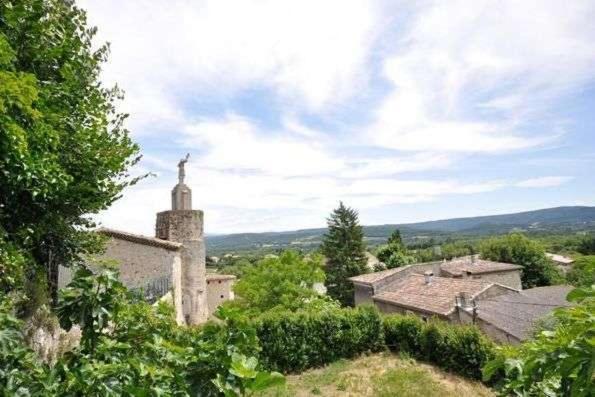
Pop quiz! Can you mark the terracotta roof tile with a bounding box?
[441,256,521,276]
[373,274,492,316]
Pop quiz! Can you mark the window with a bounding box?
[220,295,224,299]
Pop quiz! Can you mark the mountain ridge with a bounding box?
[206,206,595,254]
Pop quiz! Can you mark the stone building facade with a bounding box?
[59,156,234,325]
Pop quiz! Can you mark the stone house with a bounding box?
[59,156,235,325]
[372,273,516,322]
[350,255,521,306]
[350,256,570,343]
[457,285,573,344]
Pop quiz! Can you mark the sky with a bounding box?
[83,0,595,235]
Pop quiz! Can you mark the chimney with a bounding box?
[456,292,474,310]
[424,271,433,285]
[471,255,476,264]
[432,261,441,277]
[456,292,477,324]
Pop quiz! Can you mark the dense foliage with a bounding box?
[480,233,562,288]
[375,229,415,269]
[577,234,595,255]
[483,287,595,396]
[256,305,384,373]
[226,251,331,316]
[322,202,368,306]
[384,315,496,380]
[566,256,595,287]
[1,268,284,396]
[0,0,141,302]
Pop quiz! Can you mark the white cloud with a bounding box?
[367,0,595,153]
[88,1,595,234]
[516,176,573,188]
[80,0,380,134]
[99,168,509,234]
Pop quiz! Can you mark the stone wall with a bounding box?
[206,276,235,315]
[354,283,375,306]
[57,238,180,290]
[475,317,521,344]
[100,237,180,289]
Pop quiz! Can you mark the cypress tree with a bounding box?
[321,202,368,306]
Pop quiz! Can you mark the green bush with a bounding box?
[1,269,284,396]
[256,305,384,373]
[383,315,495,380]
[383,314,424,353]
[566,255,595,287]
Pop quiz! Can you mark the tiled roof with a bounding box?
[98,228,182,250]
[206,274,236,282]
[441,256,522,276]
[348,266,410,285]
[476,285,573,340]
[373,274,492,316]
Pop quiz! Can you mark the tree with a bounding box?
[479,233,562,288]
[0,0,141,303]
[577,234,595,255]
[321,202,368,306]
[376,229,415,269]
[387,229,404,247]
[566,256,595,288]
[229,251,330,316]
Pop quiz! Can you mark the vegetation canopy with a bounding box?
[480,233,562,288]
[225,251,332,316]
[0,0,142,304]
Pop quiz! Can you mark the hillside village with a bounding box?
[1,1,594,396]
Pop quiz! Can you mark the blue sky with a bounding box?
[83,0,595,235]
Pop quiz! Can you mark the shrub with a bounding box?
[383,315,495,380]
[256,305,384,373]
[566,255,595,287]
[383,315,424,354]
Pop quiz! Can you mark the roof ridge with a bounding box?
[97,227,182,250]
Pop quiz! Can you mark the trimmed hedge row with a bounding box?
[255,305,384,373]
[383,315,496,380]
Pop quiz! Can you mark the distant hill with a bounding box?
[206,206,595,254]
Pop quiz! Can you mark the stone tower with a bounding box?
[155,154,208,325]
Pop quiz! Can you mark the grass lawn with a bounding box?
[258,352,495,397]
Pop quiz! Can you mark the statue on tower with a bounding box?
[178,153,190,183]
[171,153,192,211]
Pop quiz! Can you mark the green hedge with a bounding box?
[383,315,496,380]
[255,305,384,373]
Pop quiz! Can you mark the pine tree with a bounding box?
[387,229,404,248]
[321,202,368,306]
